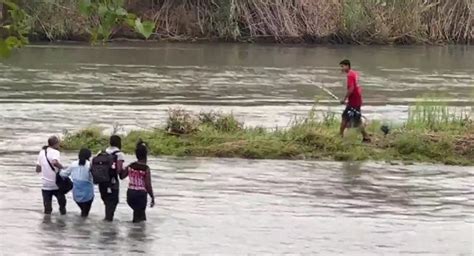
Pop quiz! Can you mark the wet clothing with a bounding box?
[128,162,147,191]
[61,160,94,203]
[60,160,94,217]
[126,162,150,223]
[346,70,362,108]
[42,189,66,215]
[37,147,67,214]
[37,147,61,190]
[127,189,147,222]
[98,147,124,221]
[76,199,93,217]
[105,146,125,190]
[99,183,119,221]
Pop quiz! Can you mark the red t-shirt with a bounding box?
[347,70,362,107]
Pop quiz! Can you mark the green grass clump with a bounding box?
[61,127,108,153]
[392,132,455,161]
[61,104,474,166]
[199,111,243,133]
[406,100,472,133]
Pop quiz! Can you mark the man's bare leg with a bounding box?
[340,119,348,137]
[359,121,370,141]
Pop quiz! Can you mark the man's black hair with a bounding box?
[339,59,351,68]
[110,135,122,149]
[48,136,59,147]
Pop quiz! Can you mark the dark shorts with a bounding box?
[342,106,362,126]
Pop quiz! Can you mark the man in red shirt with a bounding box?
[339,59,370,142]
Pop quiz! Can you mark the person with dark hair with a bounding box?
[61,148,94,217]
[98,135,125,221]
[122,140,155,223]
[36,136,67,215]
[339,59,370,142]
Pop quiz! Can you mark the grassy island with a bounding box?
[62,103,474,166]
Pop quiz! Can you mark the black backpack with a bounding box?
[91,150,120,184]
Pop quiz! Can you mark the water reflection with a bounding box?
[342,161,363,182]
[341,162,413,210]
[98,223,119,245]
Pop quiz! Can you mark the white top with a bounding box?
[36,147,61,190]
[105,146,125,189]
[105,146,125,162]
[60,160,92,182]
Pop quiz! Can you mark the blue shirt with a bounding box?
[61,160,94,203]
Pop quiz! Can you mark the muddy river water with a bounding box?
[0,44,472,255]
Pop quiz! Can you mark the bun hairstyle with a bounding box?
[135,139,148,162]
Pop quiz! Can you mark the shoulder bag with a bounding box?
[45,147,73,194]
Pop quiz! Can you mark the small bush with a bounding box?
[394,132,456,162]
[394,134,427,155]
[61,127,108,152]
[166,108,199,134]
[198,111,219,125]
[199,111,243,132]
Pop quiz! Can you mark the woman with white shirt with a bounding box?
[61,148,94,217]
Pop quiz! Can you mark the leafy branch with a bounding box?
[0,0,30,57]
[78,0,155,44]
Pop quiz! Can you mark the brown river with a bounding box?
[0,44,473,255]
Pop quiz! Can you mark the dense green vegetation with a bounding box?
[0,0,29,57]
[62,103,474,165]
[1,0,472,45]
[0,0,154,56]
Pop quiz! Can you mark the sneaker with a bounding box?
[362,137,371,143]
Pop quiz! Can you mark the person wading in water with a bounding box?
[122,140,155,223]
[60,148,94,217]
[339,59,370,142]
[36,136,66,215]
[98,135,125,221]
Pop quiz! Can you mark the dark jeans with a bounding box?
[99,183,119,221]
[127,189,147,223]
[76,199,93,217]
[42,189,66,215]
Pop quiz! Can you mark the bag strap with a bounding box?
[44,147,56,172]
[96,150,120,156]
[111,150,121,163]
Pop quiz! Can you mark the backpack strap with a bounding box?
[95,150,106,157]
[110,150,122,173]
[111,150,121,162]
